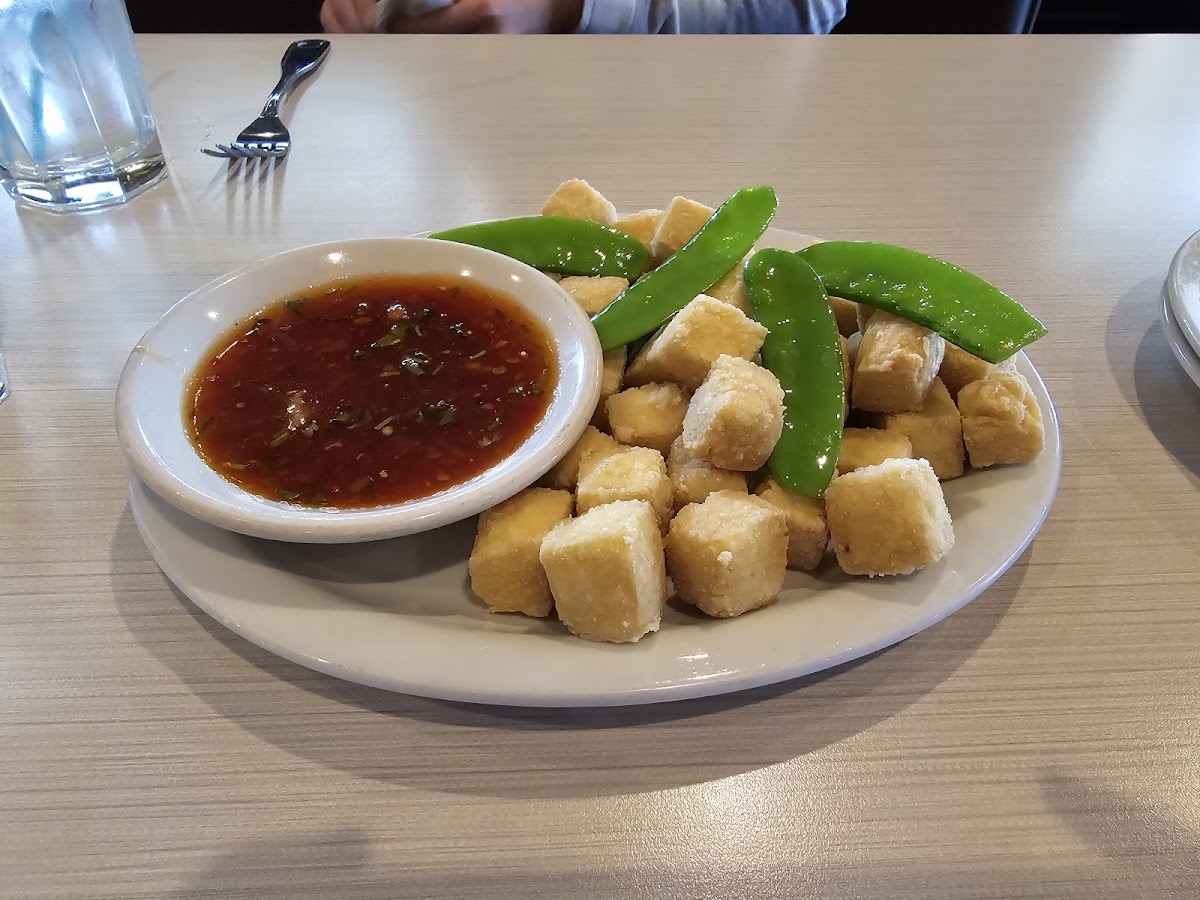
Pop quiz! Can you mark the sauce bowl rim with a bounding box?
[114,236,602,543]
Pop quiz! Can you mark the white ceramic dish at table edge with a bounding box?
[127,226,1062,708]
[114,237,602,544]
[1160,285,1200,390]
[1165,228,1200,359]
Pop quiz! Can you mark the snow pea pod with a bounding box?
[746,249,844,498]
[591,186,778,350]
[430,217,648,281]
[796,241,1046,364]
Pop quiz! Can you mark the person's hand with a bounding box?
[320,0,379,33]
[385,0,584,33]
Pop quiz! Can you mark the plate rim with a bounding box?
[128,227,1062,708]
[1160,284,1200,390]
[1165,227,1200,359]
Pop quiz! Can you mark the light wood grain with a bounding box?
[2,34,1200,900]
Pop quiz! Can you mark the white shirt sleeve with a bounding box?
[578,0,846,34]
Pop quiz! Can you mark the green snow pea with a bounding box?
[429,217,648,281]
[796,241,1045,364]
[591,186,778,351]
[745,249,844,498]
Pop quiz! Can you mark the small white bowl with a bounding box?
[115,237,602,543]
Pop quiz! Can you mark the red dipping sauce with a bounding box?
[186,275,556,508]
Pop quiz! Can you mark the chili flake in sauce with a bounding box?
[186,275,556,508]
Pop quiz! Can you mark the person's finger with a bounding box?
[319,0,344,32]
[322,0,376,33]
[392,0,492,33]
[351,0,381,31]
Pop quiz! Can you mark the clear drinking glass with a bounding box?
[0,0,166,212]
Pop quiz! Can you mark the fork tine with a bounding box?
[226,143,262,159]
[201,146,235,159]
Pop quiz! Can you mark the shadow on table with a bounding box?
[111,507,1028,799]
[1104,276,1200,482]
[1039,766,1200,895]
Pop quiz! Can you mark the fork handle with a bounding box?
[261,40,331,120]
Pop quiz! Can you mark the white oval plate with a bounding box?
[129,228,1061,707]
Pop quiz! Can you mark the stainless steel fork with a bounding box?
[202,40,331,160]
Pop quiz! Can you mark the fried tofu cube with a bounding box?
[576,445,672,531]
[666,491,788,617]
[469,488,573,616]
[825,458,954,576]
[873,378,964,480]
[626,294,767,391]
[852,311,946,413]
[592,346,627,429]
[605,383,690,455]
[667,437,748,511]
[540,178,617,225]
[706,256,752,315]
[613,208,664,254]
[836,427,913,476]
[754,479,829,571]
[938,343,1013,401]
[541,271,563,282]
[681,355,784,471]
[650,196,714,265]
[958,369,1044,468]
[559,275,628,316]
[543,426,620,491]
[540,500,667,643]
[856,302,880,334]
[830,296,859,337]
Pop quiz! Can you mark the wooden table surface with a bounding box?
[2,34,1199,899]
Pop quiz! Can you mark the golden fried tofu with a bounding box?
[613,208,664,254]
[558,275,628,316]
[650,196,714,265]
[825,458,954,576]
[830,296,859,338]
[958,369,1044,468]
[836,427,913,476]
[852,311,946,413]
[540,499,667,643]
[540,178,617,225]
[626,294,767,391]
[667,436,748,511]
[544,426,620,491]
[576,445,672,531]
[754,478,829,571]
[938,343,1014,401]
[592,346,627,430]
[541,272,563,282]
[681,355,784,471]
[873,378,964,480]
[856,302,880,333]
[605,383,690,455]
[706,256,752,315]
[666,491,788,617]
[469,488,573,616]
